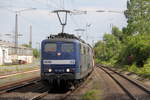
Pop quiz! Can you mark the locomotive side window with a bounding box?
[62,43,74,52]
[80,44,84,54]
[44,43,56,52]
[84,46,86,54]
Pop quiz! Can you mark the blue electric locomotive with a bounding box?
[41,33,94,87]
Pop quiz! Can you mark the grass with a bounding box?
[117,58,150,78]
[0,59,40,75]
[0,66,39,75]
[82,89,101,100]
[0,71,40,86]
[96,58,150,79]
[0,59,39,74]
[82,80,102,100]
[123,64,150,78]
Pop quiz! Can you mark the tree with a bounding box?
[33,48,40,58]
[111,26,124,42]
[118,34,150,67]
[22,44,31,48]
[124,0,150,35]
[94,33,122,63]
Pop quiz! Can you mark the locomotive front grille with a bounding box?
[54,69,65,74]
[44,72,75,80]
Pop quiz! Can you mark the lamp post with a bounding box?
[85,23,91,40]
[29,25,32,48]
[0,33,2,41]
[14,8,36,54]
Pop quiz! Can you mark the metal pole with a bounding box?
[62,25,65,33]
[85,24,91,40]
[86,24,88,40]
[0,33,2,41]
[29,25,32,48]
[15,13,18,54]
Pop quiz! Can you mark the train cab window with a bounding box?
[89,48,91,55]
[44,43,56,52]
[86,47,88,55]
[84,46,86,54]
[80,44,84,54]
[61,43,74,52]
[88,47,91,55]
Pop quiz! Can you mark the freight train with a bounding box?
[40,33,94,88]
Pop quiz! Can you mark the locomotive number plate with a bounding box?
[43,60,75,65]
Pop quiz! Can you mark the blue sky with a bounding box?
[0,0,127,48]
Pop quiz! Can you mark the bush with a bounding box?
[33,49,40,58]
[122,58,150,78]
[94,34,122,64]
[118,34,150,67]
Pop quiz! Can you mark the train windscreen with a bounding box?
[44,43,56,52]
[61,43,74,52]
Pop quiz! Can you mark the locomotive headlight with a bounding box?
[66,68,70,72]
[48,69,52,72]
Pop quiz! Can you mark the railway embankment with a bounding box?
[0,59,39,76]
[0,59,40,88]
[98,64,150,89]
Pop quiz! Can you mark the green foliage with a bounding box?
[112,26,124,42]
[94,0,150,77]
[124,59,150,78]
[22,44,31,48]
[94,32,122,64]
[124,0,150,35]
[82,89,101,100]
[118,34,150,67]
[33,48,40,58]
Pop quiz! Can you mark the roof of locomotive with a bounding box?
[42,33,92,48]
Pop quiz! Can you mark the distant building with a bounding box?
[0,40,33,65]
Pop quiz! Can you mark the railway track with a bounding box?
[30,91,49,100]
[3,66,149,100]
[29,72,93,100]
[0,73,92,100]
[0,77,40,95]
[30,90,73,100]
[98,66,150,100]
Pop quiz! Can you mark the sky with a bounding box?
[0,0,127,48]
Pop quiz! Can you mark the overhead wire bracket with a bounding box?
[53,10,71,33]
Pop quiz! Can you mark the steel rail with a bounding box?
[30,91,49,100]
[99,66,136,100]
[0,77,40,95]
[30,71,93,100]
[98,66,150,100]
[61,71,93,100]
[102,66,150,94]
